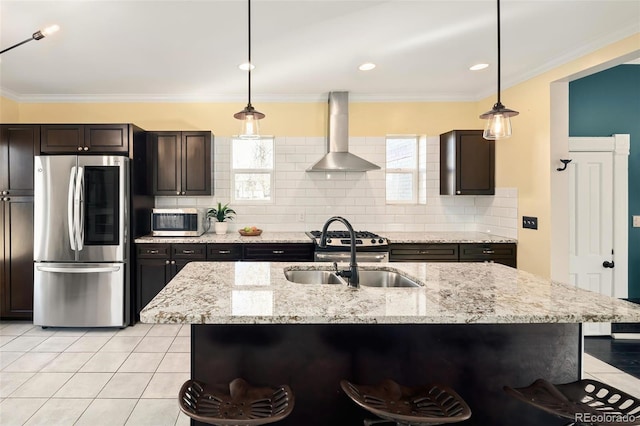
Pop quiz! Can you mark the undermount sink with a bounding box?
[283,269,421,288]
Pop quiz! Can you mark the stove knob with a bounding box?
[378,239,384,244]
[327,238,332,244]
[371,239,376,244]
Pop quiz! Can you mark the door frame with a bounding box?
[568,135,629,298]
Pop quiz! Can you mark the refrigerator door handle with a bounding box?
[76,166,85,251]
[36,265,121,274]
[68,166,77,251]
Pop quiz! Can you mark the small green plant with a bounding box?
[207,202,236,222]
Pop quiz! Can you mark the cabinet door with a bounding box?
[136,258,171,313]
[243,243,314,261]
[152,132,181,195]
[440,130,495,195]
[40,125,84,153]
[181,132,212,195]
[1,197,34,319]
[0,125,39,196]
[85,124,129,153]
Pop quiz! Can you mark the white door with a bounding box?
[568,135,629,336]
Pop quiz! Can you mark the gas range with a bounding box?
[306,230,389,249]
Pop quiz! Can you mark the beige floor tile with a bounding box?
[157,353,190,373]
[75,398,138,426]
[98,372,153,399]
[65,336,111,352]
[141,372,190,398]
[22,327,58,337]
[24,398,92,426]
[168,337,190,353]
[0,351,24,369]
[116,323,153,337]
[52,329,88,337]
[118,352,164,373]
[80,351,129,372]
[53,372,113,398]
[177,325,191,337]
[100,336,143,352]
[10,372,73,398]
[0,336,47,352]
[0,323,35,336]
[147,324,182,337]
[583,353,626,374]
[40,352,93,372]
[125,399,179,426]
[133,336,174,353]
[0,398,48,425]
[0,335,16,347]
[0,372,35,397]
[2,352,58,372]
[31,336,79,352]
[175,410,192,426]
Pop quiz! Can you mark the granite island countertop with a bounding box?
[140,261,640,325]
[134,231,517,244]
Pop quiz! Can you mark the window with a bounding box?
[232,137,274,202]
[386,136,418,203]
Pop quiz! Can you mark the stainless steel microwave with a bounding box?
[151,208,207,237]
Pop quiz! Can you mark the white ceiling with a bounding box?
[1,0,639,103]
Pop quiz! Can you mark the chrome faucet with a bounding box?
[319,216,359,288]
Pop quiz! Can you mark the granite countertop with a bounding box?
[384,231,517,244]
[135,231,517,244]
[140,261,640,325]
[134,232,312,244]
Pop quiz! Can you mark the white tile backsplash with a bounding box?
[155,136,518,238]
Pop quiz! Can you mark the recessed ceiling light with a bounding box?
[239,62,255,71]
[358,62,376,71]
[470,63,489,71]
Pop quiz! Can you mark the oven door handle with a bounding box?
[315,252,388,262]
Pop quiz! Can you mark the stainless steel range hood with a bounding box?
[307,91,381,172]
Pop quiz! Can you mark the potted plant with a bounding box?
[207,202,236,235]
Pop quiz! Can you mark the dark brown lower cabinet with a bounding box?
[136,243,208,315]
[390,242,517,268]
[459,243,517,268]
[243,243,314,261]
[1,197,34,319]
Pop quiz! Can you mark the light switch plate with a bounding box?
[633,215,640,228]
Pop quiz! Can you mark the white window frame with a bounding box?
[385,135,419,204]
[231,136,275,204]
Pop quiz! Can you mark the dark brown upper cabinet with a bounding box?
[0,125,39,196]
[40,124,129,154]
[151,131,213,196]
[440,130,495,195]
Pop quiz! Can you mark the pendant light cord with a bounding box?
[496,0,501,104]
[247,0,252,107]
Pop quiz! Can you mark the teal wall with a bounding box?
[569,64,640,299]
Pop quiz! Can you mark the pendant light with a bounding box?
[234,0,264,139]
[0,25,60,55]
[479,0,518,140]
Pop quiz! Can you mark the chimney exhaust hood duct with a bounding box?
[307,91,381,172]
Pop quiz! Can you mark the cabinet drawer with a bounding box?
[137,244,170,259]
[207,244,242,261]
[171,244,207,260]
[389,244,458,262]
[459,243,517,268]
[243,243,314,261]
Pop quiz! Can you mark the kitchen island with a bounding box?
[140,261,640,425]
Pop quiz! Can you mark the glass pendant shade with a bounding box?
[480,102,518,140]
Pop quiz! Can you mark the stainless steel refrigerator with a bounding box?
[33,155,130,327]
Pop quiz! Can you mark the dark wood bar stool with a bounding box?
[504,378,640,426]
[340,379,472,425]
[178,378,295,425]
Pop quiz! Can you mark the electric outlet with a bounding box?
[297,212,305,222]
[523,216,538,230]
[633,215,640,228]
